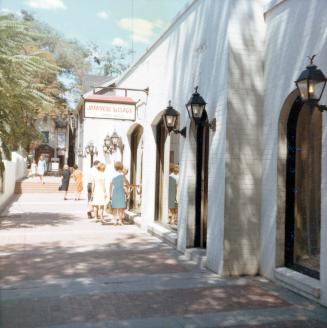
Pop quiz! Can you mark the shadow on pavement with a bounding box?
[0,212,80,230]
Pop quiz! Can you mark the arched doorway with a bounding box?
[129,125,143,213]
[153,116,180,228]
[283,97,321,279]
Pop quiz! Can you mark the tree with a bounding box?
[89,43,133,77]
[0,14,59,176]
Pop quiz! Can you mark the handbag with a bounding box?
[106,199,112,213]
[58,185,63,191]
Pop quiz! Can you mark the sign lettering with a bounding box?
[85,101,136,120]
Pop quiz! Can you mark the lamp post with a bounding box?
[295,55,327,111]
[162,101,186,137]
[85,141,97,167]
[185,86,215,247]
[103,134,112,154]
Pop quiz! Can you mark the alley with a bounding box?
[0,192,327,328]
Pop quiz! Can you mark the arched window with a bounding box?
[284,97,321,279]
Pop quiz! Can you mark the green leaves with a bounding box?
[0,14,61,176]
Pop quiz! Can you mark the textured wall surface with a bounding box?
[262,0,327,306]
[0,152,26,212]
[113,0,265,275]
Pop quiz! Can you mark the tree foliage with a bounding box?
[0,11,131,177]
[0,13,60,176]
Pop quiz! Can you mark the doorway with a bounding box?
[130,125,143,213]
[285,98,321,279]
[155,119,167,223]
[194,118,209,248]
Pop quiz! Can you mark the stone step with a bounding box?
[15,182,76,194]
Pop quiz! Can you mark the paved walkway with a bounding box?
[0,193,327,328]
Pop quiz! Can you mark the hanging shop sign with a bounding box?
[85,101,136,120]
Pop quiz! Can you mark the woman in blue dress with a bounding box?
[110,161,129,225]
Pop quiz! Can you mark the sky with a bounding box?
[0,0,190,63]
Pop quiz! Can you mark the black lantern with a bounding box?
[104,134,111,146]
[110,131,120,147]
[77,147,84,157]
[162,101,186,137]
[103,134,112,154]
[295,55,327,105]
[186,86,207,123]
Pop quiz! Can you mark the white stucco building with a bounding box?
[76,0,327,307]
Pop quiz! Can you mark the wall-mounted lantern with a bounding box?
[110,131,124,153]
[77,147,85,158]
[103,132,124,160]
[295,55,327,111]
[163,101,186,137]
[103,134,114,154]
[186,86,216,130]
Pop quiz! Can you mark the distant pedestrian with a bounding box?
[92,162,107,223]
[31,160,37,177]
[122,167,130,221]
[86,160,99,218]
[71,164,83,200]
[168,163,178,225]
[110,162,129,225]
[37,155,47,184]
[60,164,71,200]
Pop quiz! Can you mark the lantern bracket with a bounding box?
[172,126,187,138]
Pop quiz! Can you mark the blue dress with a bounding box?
[111,174,126,209]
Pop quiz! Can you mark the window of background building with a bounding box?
[57,132,66,149]
[41,131,49,144]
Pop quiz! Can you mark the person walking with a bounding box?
[91,162,107,223]
[37,155,47,184]
[110,162,129,225]
[60,164,71,200]
[71,164,83,200]
[86,160,99,218]
[168,163,178,225]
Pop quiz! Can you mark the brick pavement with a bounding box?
[0,193,327,328]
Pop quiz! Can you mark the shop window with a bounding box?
[129,125,143,213]
[285,98,321,279]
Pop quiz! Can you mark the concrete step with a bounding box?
[15,182,76,194]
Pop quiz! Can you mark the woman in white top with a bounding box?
[37,155,47,184]
[92,162,107,223]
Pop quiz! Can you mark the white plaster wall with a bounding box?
[113,0,267,274]
[261,0,327,304]
[222,0,265,275]
[0,152,27,212]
